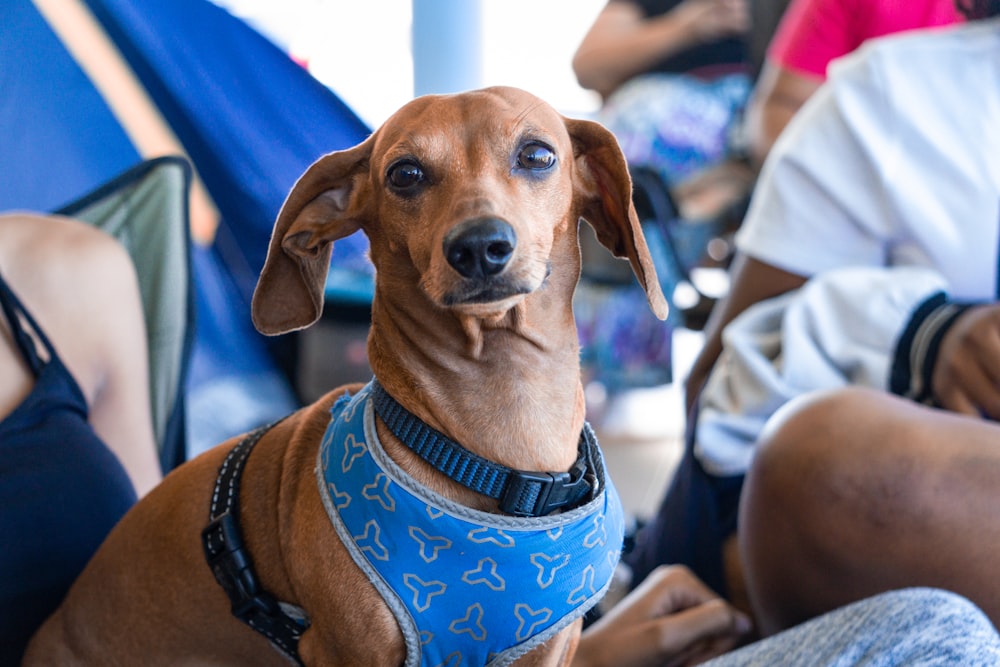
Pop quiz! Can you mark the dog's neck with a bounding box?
[367,279,586,511]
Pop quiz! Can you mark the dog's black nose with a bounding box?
[443,217,516,279]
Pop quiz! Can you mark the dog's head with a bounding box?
[251,86,667,335]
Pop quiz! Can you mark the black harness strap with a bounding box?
[201,420,309,665]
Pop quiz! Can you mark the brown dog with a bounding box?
[24,86,666,666]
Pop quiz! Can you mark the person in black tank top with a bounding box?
[0,213,161,664]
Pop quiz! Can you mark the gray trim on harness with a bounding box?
[315,392,621,667]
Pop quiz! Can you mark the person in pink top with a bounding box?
[741,0,963,167]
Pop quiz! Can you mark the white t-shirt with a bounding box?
[696,265,947,475]
[696,19,1000,475]
[736,18,1000,302]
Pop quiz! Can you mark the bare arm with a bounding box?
[83,236,162,497]
[3,215,162,497]
[684,253,808,416]
[573,0,750,99]
[743,60,823,169]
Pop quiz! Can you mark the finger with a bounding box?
[938,356,1000,418]
[978,394,1000,422]
[583,563,733,658]
[936,307,1000,416]
[586,567,709,633]
[937,385,981,418]
[962,367,1000,419]
[645,598,752,658]
[967,322,1000,385]
[638,565,726,616]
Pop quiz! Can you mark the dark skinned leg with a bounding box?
[739,386,1000,637]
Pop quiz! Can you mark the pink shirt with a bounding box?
[767,0,963,79]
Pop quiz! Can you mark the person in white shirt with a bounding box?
[625,7,1000,620]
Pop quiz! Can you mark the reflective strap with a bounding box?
[201,420,309,665]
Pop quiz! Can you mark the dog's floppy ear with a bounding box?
[252,138,374,335]
[566,118,668,320]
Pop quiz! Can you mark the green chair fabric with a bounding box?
[56,156,195,473]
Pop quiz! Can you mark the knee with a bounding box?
[745,387,899,504]
[743,387,931,538]
[736,391,864,631]
[749,387,938,516]
[737,389,911,592]
[758,386,873,457]
[741,389,858,513]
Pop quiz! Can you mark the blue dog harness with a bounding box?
[316,383,625,667]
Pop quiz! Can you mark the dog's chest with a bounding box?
[315,384,624,667]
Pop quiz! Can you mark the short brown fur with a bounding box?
[25,86,665,666]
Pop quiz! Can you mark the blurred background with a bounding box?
[2,0,687,520]
[215,0,608,126]
[217,0,687,517]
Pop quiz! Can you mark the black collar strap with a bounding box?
[370,379,598,517]
[201,419,309,666]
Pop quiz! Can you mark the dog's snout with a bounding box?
[443,218,516,279]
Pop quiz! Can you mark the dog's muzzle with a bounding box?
[441,217,536,306]
[443,217,516,280]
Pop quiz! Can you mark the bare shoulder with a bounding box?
[0,212,133,270]
[0,213,142,393]
[0,213,137,307]
[0,213,160,493]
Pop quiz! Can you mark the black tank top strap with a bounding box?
[0,270,53,374]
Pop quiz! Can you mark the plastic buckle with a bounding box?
[499,470,563,517]
[202,512,279,620]
[500,462,592,517]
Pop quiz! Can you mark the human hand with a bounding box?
[932,304,1000,419]
[573,565,753,667]
[674,0,750,43]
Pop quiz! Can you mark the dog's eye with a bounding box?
[387,160,425,190]
[517,143,556,171]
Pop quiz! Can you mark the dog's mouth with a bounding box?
[440,261,551,312]
[442,279,533,307]
[432,216,553,314]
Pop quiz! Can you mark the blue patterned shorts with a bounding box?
[598,72,751,188]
